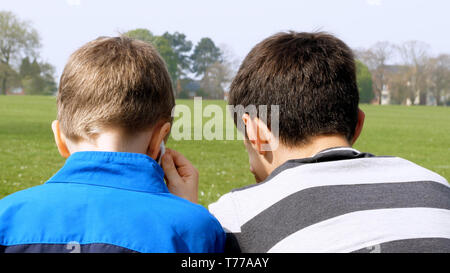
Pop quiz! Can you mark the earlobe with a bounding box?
[51,120,71,158]
[255,119,273,153]
[351,109,365,145]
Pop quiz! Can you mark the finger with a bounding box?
[166,148,192,169]
[165,148,199,179]
[161,153,183,184]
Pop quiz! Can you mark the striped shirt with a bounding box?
[208,147,450,253]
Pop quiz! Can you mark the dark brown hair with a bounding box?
[229,31,359,146]
[58,36,175,140]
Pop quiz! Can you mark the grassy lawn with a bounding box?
[0,96,449,207]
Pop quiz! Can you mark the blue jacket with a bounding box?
[0,151,225,253]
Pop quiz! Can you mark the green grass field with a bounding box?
[0,96,449,207]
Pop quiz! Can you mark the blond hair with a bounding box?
[57,36,174,140]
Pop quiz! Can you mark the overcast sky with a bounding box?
[2,0,449,78]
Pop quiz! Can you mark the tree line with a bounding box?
[355,41,450,106]
[2,10,448,105]
[0,11,237,99]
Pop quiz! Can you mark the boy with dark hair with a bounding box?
[162,31,450,253]
[0,36,225,253]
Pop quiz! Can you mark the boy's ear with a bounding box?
[147,121,171,161]
[51,120,71,158]
[242,114,271,155]
[351,109,365,145]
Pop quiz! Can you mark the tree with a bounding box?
[200,61,233,99]
[0,62,20,91]
[123,28,154,44]
[151,36,178,84]
[19,56,40,77]
[219,44,240,92]
[219,44,240,75]
[387,66,414,105]
[190,38,222,78]
[355,60,374,103]
[163,31,193,78]
[0,11,40,94]
[425,54,450,106]
[19,57,57,95]
[124,29,178,86]
[398,41,431,105]
[355,41,395,104]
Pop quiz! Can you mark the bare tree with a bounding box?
[199,44,240,99]
[426,54,450,105]
[355,41,395,104]
[397,41,431,105]
[201,61,233,99]
[219,44,241,76]
[387,65,414,105]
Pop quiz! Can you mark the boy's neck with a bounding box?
[66,130,151,155]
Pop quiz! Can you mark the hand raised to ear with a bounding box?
[161,148,199,204]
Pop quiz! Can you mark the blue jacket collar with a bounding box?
[47,151,169,194]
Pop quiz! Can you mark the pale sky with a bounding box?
[2,0,449,78]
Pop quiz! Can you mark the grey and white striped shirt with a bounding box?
[209,147,450,253]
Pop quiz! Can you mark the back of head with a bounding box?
[58,36,175,141]
[229,31,359,146]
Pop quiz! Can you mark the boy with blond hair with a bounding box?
[0,36,225,253]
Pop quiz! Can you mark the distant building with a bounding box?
[223,91,229,101]
[375,65,444,106]
[380,84,390,105]
[6,87,25,95]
